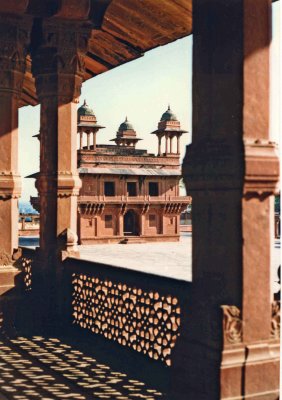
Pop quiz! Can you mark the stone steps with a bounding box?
[120,236,146,244]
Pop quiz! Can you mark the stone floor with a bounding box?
[0,334,164,400]
[78,233,192,282]
[20,234,281,287]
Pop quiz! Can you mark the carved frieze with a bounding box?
[221,305,242,346]
[271,301,280,340]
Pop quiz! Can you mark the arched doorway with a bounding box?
[124,210,139,236]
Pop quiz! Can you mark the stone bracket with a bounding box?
[0,173,21,199]
[244,139,280,196]
[35,173,81,197]
[221,305,243,348]
[182,140,244,192]
[57,173,81,197]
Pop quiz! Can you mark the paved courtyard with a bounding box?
[20,234,281,290]
[78,233,192,282]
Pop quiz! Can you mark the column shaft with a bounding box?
[86,132,90,149]
[93,130,97,151]
[79,130,83,149]
[177,1,279,399]
[176,135,180,154]
[165,135,168,154]
[169,136,173,153]
[158,136,161,156]
[0,16,30,257]
[32,20,91,255]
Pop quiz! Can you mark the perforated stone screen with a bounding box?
[72,273,181,366]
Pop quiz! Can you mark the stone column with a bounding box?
[79,129,83,150]
[93,129,97,151]
[169,136,173,153]
[158,136,162,156]
[176,135,180,154]
[32,20,91,255]
[86,131,91,149]
[176,1,279,399]
[165,134,168,154]
[0,16,31,259]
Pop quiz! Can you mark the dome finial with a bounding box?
[83,99,87,106]
[168,104,170,110]
[125,116,128,122]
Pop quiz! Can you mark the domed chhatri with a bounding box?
[160,105,178,122]
[151,105,187,156]
[111,116,142,148]
[77,100,105,151]
[77,99,96,118]
[118,116,134,132]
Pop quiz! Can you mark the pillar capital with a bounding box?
[32,19,92,103]
[0,14,31,97]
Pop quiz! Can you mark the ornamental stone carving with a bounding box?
[0,15,31,97]
[0,249,14,266]
[32,19,92,103]
[0,173,21,199]
[243,139,280,196]
[221,305,242,346]
[271,301,280,340]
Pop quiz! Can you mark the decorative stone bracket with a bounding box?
[221,305,243,347]
[244,139,280,196]
[0,173,21,199]
[271,301,280,340]
[59,228,80,261]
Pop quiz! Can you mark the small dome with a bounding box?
[118,116,134,131]
[78,100,95,117]
[160,105,178,121]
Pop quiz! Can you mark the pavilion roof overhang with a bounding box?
[6,0,192,107]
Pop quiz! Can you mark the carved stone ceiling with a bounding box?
[0,0,192,107]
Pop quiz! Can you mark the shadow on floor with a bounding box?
[0,330,165,400]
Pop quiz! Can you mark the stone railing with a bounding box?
[63,257,191,367]
[78,195,191,204]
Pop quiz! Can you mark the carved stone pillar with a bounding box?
[175,1,280,399]
[32,20,91,255]
[0,16,31,258]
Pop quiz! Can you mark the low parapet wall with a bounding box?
[64,257,191,368]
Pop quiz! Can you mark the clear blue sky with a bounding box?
[19,3,280,202]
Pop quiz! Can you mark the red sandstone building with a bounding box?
[32,102,191,244]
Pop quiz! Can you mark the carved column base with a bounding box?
[221,342,280,400]
[220,304,280,399]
